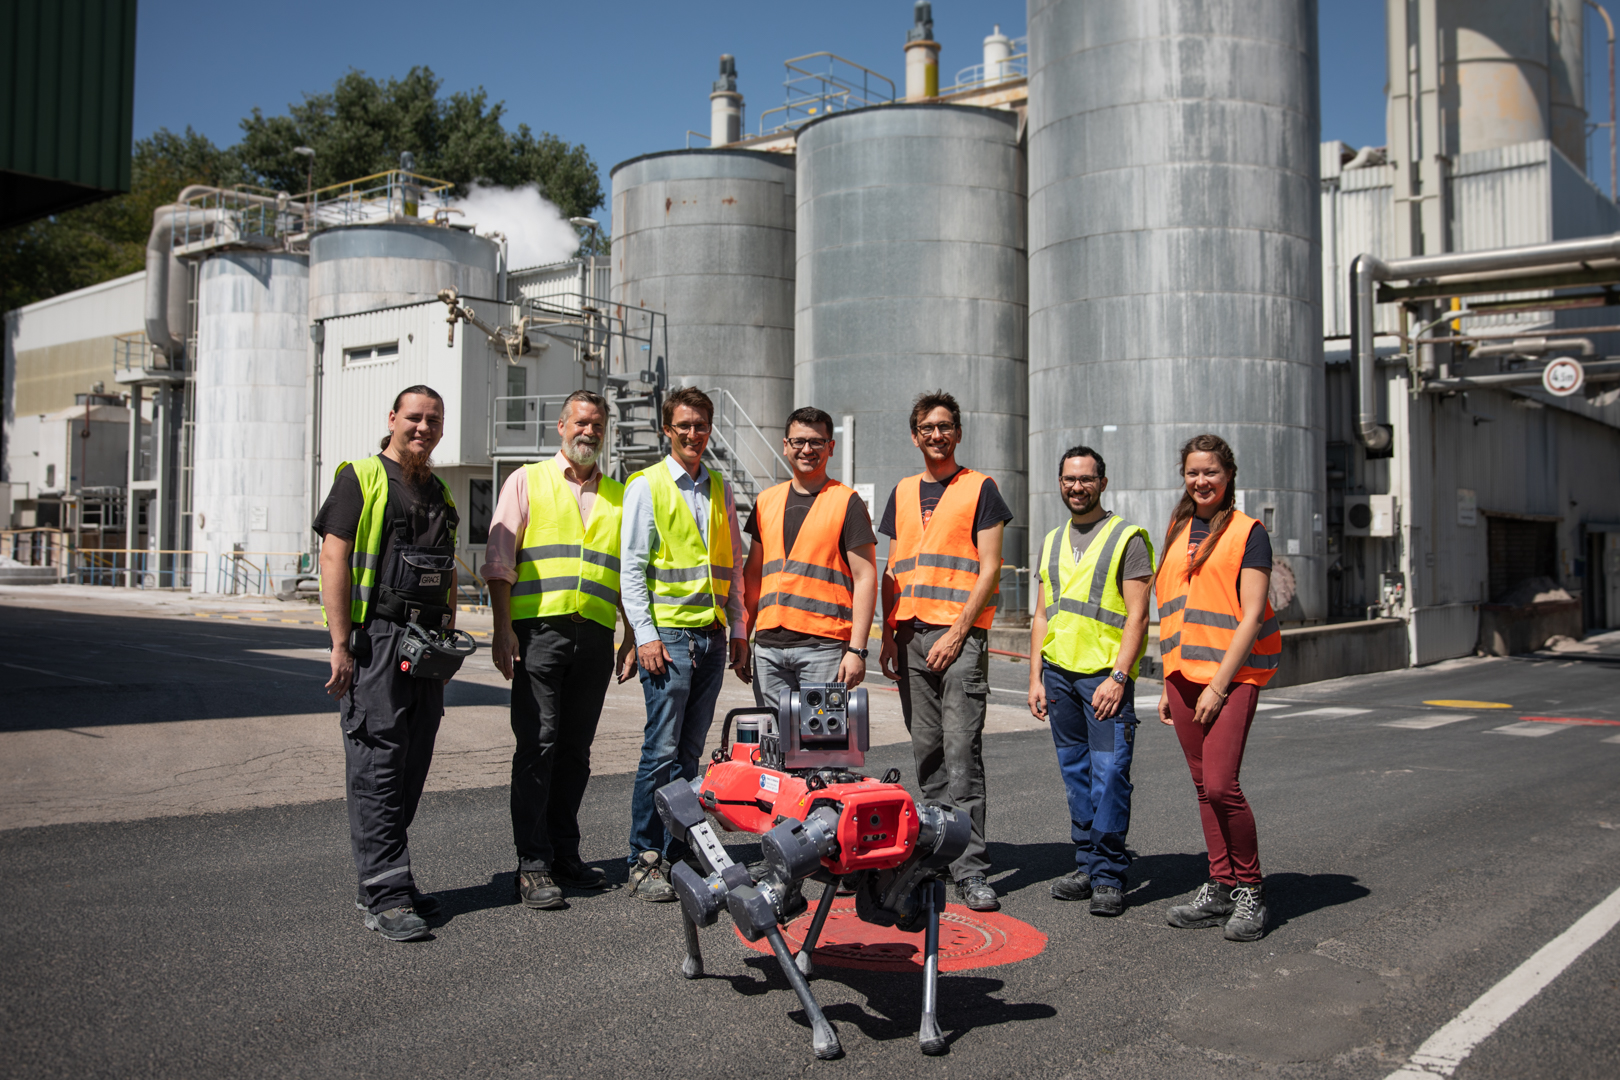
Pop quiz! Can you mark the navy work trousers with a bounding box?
[1042,662,1138,889]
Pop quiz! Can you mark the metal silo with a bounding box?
[795,104,1027,563]
[308,223,500,322]
[610,150,796,486]
[192,252,311,590]
[1026,0,1324,619]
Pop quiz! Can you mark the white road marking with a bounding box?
[1489,722,1567,738]
[1384,715,1474,730]
[1,661,111,685]
[1254,702,1295,711]
[1275,707,1372,719]
[1384,881,1620,1078]
[1603,734,1620,745]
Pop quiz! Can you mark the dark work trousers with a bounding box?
[343,617,444,914]
[896,620,990,881]
[1042,663,1138,889]
[510,615,614,871]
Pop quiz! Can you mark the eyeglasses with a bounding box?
[669,422,712,435]
[786,437,829,451]
[1059,476,1102,489]
[915,422,958,437]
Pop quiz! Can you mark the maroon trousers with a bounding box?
[1165,671,1263,886]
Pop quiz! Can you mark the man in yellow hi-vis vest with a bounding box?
[315,385,459,943]
[482,390,636,912]
[618,385,747,902]
[1026,445,1154,918]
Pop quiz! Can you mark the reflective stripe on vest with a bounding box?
[1155,512,1282,687]
[889,469,998,631]
[510,461,624,629]
[755,480,855,638]
[1038,514,1154,678]
[330,456,457,626]
[632,463,732,628]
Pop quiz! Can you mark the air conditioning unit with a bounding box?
[1344,494,1396,537]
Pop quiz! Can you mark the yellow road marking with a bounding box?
[1425,699,1512,709]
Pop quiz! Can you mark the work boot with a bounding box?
[1166,880,1236,929]
[1089,885,1125,917]
[627,850,675,903]
[355,889,440,917]
[1223,884,1268,942]
[552,859,609,890]
[955,876,1000,912]
[364,906,429,942]
[1050,869,1093,902]
[516,869,567,910]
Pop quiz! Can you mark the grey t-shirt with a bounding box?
[1048,511,1153,594]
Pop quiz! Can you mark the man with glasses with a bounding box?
[618,385,748,902]
[878,390,1013,912]
[740,406,878,710]
[1026,446,1154,916]
[481,390,636,913]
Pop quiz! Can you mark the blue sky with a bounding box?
[130,1,1617,214]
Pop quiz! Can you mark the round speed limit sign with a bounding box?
[1541,357,1585,397]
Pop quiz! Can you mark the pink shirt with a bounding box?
[479,452,602,585]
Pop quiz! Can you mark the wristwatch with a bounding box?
[847,646,869,659]
[1109,670,1128,686]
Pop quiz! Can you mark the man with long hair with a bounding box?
[481,390,636,913]
[315,385,459,943]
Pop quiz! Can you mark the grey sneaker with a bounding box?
[1089,885,1125,917]
[627,850,675,903]
[1223,884,1268,942]
[1051,869,1093,901]
[364,906,429,942]
[955,876,1000,912]
[1167,880,1235,929]
[516,869,566,910]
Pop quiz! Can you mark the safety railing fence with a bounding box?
[303,169,456,231]
[455,554,489,608]
[74,549,208,590]
[946,38,1029,94]
[489,393,579,457]
[218,551,309,596]
[3,529,68,574]
[702,385,785,508]
[170,171,457,252]
[758,52,896,135]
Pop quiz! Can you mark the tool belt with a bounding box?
[396,621,479,680]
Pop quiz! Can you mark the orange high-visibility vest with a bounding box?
[1156,511,1281,687]
[755,479,856,639]
[889,470,999,631]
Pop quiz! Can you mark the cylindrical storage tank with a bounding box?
[795,104,1028,565]
[1435,0,1555,157]
[308,223,500,322]
[1027,0,1324,619]
[192,252,310,591]
[610,149,796,476]
[1548,0,1587,169]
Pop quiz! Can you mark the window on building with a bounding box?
[1487,516,1558,602]
[505,365,528,431]
[467,478,493,545]
[343,342,400,366]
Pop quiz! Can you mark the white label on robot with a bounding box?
[419,572,442,587]
[759,774,780,793]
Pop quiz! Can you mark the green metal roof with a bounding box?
[0,0,138,228]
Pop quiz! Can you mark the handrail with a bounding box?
[760,52,896,135]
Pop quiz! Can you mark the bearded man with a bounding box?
[481,390,635,913]
[316,385,461,942]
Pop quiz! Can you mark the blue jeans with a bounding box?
[1043,663,1138,889]
[628,626,727,864]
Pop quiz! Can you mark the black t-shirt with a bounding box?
[312,455,456,578]
[1187,514,1272,571]
[746,484,877,648]
[877,469,1014,542]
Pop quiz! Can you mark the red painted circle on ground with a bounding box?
[734,897,1046,972]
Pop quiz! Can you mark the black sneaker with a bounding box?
[552,859,609,890]
[627,850,675,903]
[1051,869,1093,901]
[1089,885,1124,917]
[364,906,429,942]
[955,876,1000,912]
[1223,884,1268,942]
[1166,880,1235,929]
[516,869,567,910]
[355,889,440,917]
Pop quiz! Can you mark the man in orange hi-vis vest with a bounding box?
[878,390,1013,912]
[741,407,879,711]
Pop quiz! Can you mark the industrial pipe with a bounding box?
[1469,337,1595,357]
[1423,358,1620,391]
[1351,253,1393,451]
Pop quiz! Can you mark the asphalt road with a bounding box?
[2,597,1619,1079]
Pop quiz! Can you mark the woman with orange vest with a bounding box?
[1155,433,1281,943]
[741,407,879,710]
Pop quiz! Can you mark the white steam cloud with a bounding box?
[451,183,582,270]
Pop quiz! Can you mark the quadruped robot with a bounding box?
[653,683,969,1059]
